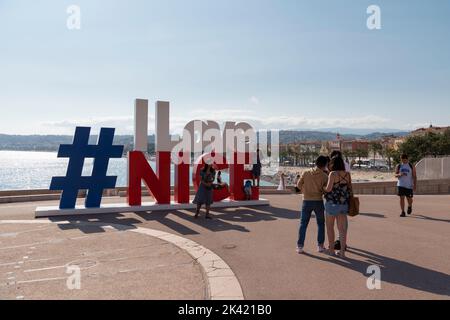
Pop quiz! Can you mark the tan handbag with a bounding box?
[347,176,359,216]
[349,195,360,217]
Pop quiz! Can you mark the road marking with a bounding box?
[0,262,18,267]
[17,277,67,284]
[23,265,65,273]
[0,219,245,300]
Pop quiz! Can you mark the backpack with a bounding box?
[396,162,413,173]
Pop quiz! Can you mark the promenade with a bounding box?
[0,194,449,300]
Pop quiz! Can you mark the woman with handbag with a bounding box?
[193,164,216,219]
[324,156,353,258]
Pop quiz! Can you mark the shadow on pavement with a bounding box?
[132,205,299,235]
[359,213,386,219]
[49,204,299,236]
[410,214,450,223]
[134,211,201,235]
[50,214,142,233]
[305,247,450,297]
[136,210,249,234]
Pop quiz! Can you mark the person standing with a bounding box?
[193,164,215,219]
[243,180,253,200]
[330,150,351,172]
[324,156,352,258]
[277,172,286,191]
[329,152,350,252]
[395,154,417,217]
[294,174,301,193]
[296,156,329,254]
[252,149,262,187]
[215,170,228,189]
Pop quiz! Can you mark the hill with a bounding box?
[0,130,408,152]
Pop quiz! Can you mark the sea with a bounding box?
[0,151,275,191]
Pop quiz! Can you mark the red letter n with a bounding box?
[128,151,171,205]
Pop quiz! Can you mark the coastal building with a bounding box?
[324,133,370,154]
[410,125,450,137]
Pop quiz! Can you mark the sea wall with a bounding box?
[0,179,449,204]
[350,179,450,195]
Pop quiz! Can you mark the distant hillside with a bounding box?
[0,130,408,152]
[277,130,409,144]
[0,134,155,153]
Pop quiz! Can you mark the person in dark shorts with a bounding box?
[395,154,417,217]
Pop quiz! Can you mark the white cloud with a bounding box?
[42,109,411,135]
[249,96,260,105]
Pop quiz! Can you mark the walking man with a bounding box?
[395,154,417,217]
[296,156,329,254]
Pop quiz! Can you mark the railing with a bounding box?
[415,156,450,180]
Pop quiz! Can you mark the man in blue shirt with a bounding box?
[395,154,417,217]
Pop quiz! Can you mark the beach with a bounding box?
[262,166,396,186]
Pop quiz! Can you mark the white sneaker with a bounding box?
[317,246,325,253]
[296,247,304,254]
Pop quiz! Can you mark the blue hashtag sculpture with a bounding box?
[50,127,124,209]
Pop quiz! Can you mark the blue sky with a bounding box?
[1,0,449,134]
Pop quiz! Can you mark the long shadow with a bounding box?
[133,209,250,234]
[305,247,450,297]
[258,205,300,220]
[359,213,386,219]
[134,211,200,235]
[134,205,298,235]
[211,207,278,223]
[49,214,142,234]
[48,203,298,236]
[410,214,450,224]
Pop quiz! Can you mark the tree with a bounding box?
[381,146,398,170]
[398,131,450,164]
[369,141,383,166]
[354,148,369,168]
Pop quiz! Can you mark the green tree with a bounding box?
[369,141,383,166]
[354,148,369,168]
[382,146,399,170]
[398,129,450,164]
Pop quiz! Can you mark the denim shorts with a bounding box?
[325,202,349,216]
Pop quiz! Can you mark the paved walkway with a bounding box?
[0,221,208,300]
[1,194,449,299]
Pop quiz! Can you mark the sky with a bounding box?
[0,0,449,135]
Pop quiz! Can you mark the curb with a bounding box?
[0,219,244,300]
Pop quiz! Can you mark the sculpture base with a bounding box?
[35,199,270,218]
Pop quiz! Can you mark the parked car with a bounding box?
[370,164,390,171]
[352,160,371,169]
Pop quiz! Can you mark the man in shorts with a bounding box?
[395,154,417,217]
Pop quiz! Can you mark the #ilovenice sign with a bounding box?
[35,99,271,217]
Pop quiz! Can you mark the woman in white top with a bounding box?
[277,172,286,191]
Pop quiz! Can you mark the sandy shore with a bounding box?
[262,166,396,186]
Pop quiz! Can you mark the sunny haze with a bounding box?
[1,0,449,135]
